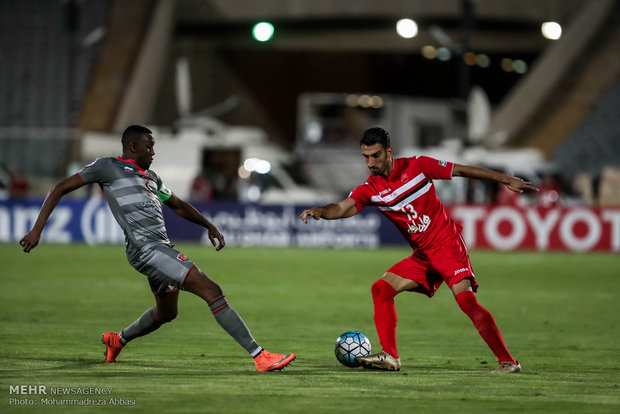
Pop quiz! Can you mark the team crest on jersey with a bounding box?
[177,253,190,262]
[143,176,156,192]
[400,173,409,183]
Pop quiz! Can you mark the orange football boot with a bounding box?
[101,332,124,363]
[254,350,296,372]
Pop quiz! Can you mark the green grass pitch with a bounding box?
[1,244,619,413]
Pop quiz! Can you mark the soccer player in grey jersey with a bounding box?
[19,125,295,372]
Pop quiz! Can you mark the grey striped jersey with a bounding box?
[78,157,173,261]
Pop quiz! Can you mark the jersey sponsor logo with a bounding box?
[405,215,431,234]
[140,199,159,208]
[454,267,469,275]
[177,253,190,262]
[439,160,447,167]
[403,204,431,234]
[400,173,409,183]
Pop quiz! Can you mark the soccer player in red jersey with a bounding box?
[300,127,537,373]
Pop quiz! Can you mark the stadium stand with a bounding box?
[0,0,107,128]
[0,0,107,181]
[553,79,620,205]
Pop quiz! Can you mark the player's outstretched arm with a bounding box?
[164,194,225,251]
[452,164,538,193]
[300,198,358,223]
[20,174,86,253]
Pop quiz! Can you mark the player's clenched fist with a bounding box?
[19,231,41,253]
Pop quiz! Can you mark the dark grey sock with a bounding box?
[209,296,262,356]
[120,307,164,343]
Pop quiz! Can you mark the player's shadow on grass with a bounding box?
[8,355,102,370]
[7,355,497,377]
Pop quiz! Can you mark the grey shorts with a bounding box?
[130,244,196,294]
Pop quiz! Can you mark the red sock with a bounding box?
[371,279,399,359]
[455,291,516,364]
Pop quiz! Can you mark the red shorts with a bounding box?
[388,235,478,298]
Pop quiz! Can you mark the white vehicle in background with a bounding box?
[80,117,340,205]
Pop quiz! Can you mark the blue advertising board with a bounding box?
[0,197,405,248]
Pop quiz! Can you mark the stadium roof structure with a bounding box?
[174,0,589,54]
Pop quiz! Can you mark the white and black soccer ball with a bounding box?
[334,330,372,367]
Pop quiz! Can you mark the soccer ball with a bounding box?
[334,330,372,367]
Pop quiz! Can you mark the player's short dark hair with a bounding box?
[360,127,391,149]
[121,125,152,148]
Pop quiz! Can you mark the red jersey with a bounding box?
[349,156,460,251]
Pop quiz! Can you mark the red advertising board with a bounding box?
[447,205,620,252]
